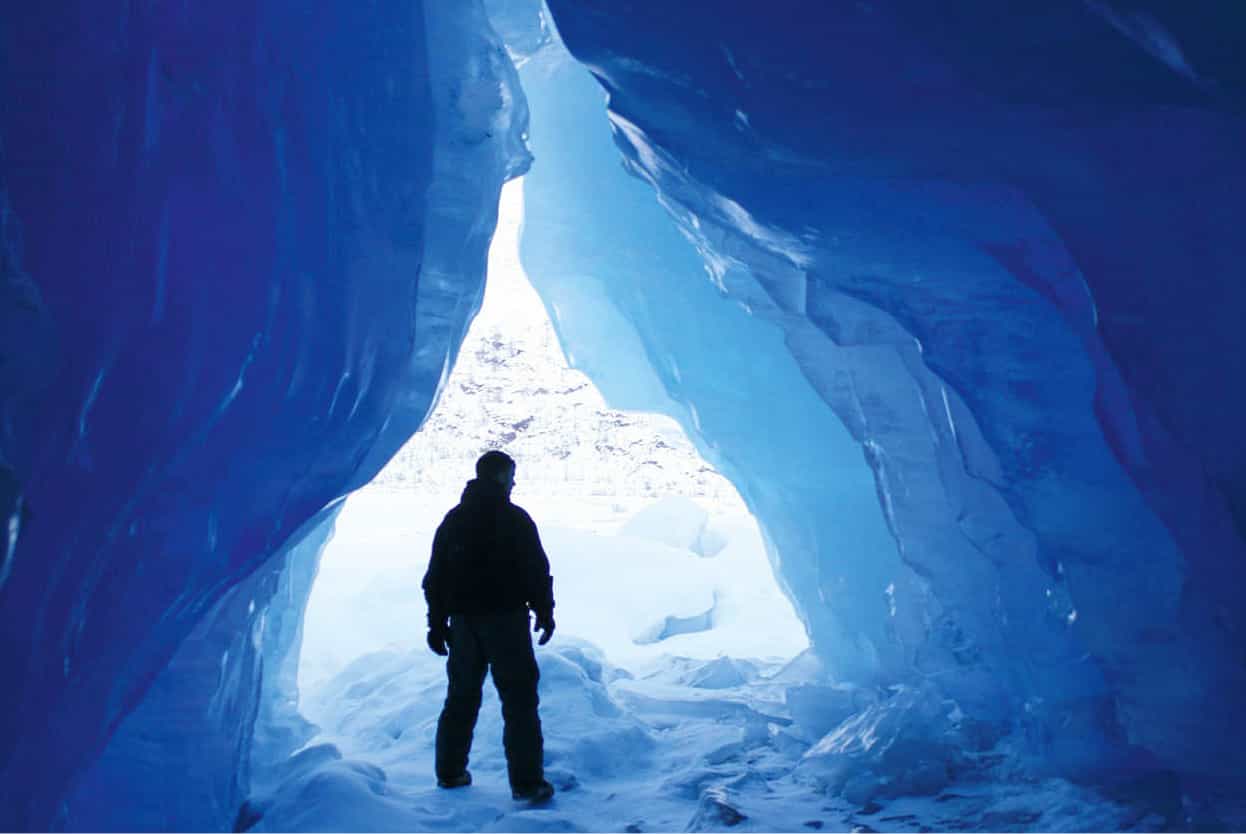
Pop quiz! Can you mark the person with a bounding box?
[422,450,557,803]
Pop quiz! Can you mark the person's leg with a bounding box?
[434,615,487,783]
[481,609,546,793]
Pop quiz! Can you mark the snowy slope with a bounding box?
[373,181,745,511]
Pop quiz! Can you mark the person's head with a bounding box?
[475,450,516,494]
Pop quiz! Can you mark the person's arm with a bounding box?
[520,511,555,644]
[422,514,453,655]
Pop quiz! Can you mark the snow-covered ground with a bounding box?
[268,490,1162,833]
[262,520,1162,832]
[259,653,1170,832]
[279,487,825,832]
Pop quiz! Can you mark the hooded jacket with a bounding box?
[422,477,555,623]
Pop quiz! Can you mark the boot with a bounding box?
[511,779,554,803]
[437,771,472,789]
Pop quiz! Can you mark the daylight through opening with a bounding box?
[297,178,809,710]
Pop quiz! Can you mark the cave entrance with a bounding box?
[296,178,808,706]
[267,12,882,828]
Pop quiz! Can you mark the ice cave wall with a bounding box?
[0,2,527,828]
[539,0,1246,789]
[520,24,1122,791]
[63,508,335,832]
[2,0,1245,828]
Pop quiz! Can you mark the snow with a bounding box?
[619,495,727,557]
[370,181,744,511]
[272,610,1166,832]
[283,481,830,830]
[263,600,1166,832]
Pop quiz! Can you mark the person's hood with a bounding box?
[460,477,509,506]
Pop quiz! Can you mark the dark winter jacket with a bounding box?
[422,478,554,624]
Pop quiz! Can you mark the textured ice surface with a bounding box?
[3,0,1245,825]
[65,511,336,831]
[0,1,526,826]
[540,0,1246,794]
[798,683,980,803]
[518,15,903,700]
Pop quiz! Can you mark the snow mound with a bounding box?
[243,744,433,833]
[536,646,657,778]
[618,496,726,557]
[680,656,756,690]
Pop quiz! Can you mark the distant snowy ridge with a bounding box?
[372,181,744,510]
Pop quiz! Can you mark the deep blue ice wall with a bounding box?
[63,509,337,832]
[519,18,1119,785]
[543,0,1246,790]
[0,2,527,827]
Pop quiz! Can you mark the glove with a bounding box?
[427,623,449,656]
[532,609,555,646]
[427,611,450,656]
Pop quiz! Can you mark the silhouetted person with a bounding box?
[422,450,556,803]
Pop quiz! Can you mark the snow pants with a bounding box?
[434,609,545,790]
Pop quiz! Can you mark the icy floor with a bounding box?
[247,490,1176,832]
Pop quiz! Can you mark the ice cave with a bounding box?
[2,1,1245,831]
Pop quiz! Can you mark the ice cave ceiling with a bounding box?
[1,0,1244,829]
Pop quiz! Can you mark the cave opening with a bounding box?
[8,1,1240,830]
[54,10,903,828]
[274,14,901,825]
[296,178,809,706]
[283,176,814,823]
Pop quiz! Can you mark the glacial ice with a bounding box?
[542,0,1246,793]
[1,0,1244,828]
[65,510,335,831]
[1,1,526,827]
[517,24,904,694]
